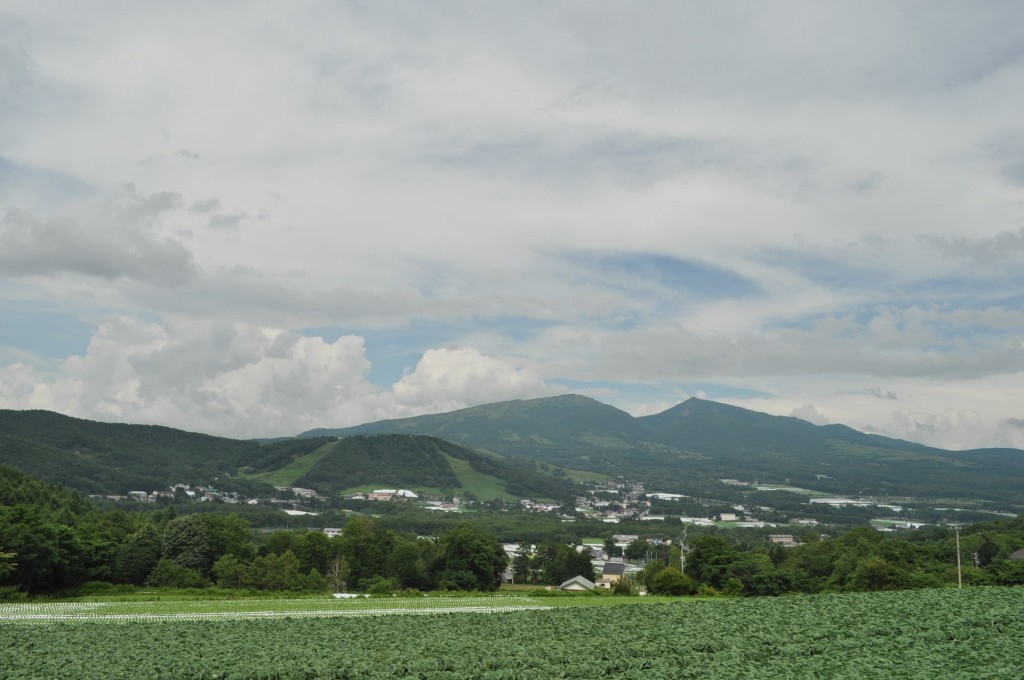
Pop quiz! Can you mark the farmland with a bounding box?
[2,587,1022,678]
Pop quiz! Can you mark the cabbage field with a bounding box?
[2,587,1022,678]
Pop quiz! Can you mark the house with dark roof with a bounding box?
[596,560,626,589]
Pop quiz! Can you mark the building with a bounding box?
[601,561,626,584]
[768,534,798,547]
[558,576,596,592]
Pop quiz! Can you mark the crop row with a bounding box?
[2,587,1022,678]
[0,596,555,624]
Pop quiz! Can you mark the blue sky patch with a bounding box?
[566,251,760,300]
[298,316,556,386]
[0,301,94,360]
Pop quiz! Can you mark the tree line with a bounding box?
[3,463,1024,598]
[0,464,508,596]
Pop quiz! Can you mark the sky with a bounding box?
[1,2,1023,449]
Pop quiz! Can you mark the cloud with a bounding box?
[0,206,196,286]
[565,251,760,301]
[921,228,1024,264]
[1,318,381,436]
[392,347,560,412]
[190,198,221,214]
[790,404,830,426]
[0,42,33,91]
[0,362,37,402]
[866,388,900,400]
[522,303,1024,385]
[0,156,92,205]
[425,130,813,191]
[208,213,245,229]
[889,409,989,449]
[1,3,1023,450]
[0,319,562,437]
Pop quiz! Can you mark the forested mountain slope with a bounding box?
[0,410,578,502]
[307,395,1024,504]
[0,410,263,494]
[3,394,1023,505]
[245,434,578,501]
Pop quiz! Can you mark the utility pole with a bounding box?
[955,526,962,590]
[679,527,689,573]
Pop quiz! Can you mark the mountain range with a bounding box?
[304,395,1024,505]
[1,395,1022,506]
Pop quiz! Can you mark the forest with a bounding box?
[2,463,1024,598]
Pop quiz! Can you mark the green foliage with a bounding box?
[366,577,399,595]
[640,560,665,591]
[113,525,162,585]
[526,541,595,585]
[722,577,744,597]
[611,575,635,595]
[10,588,1022,677]
[0,465,120,593]
[244,551,304,591]
[337,516,396,590]
[685,535,738,589]
[696,583,720,597]
[161,514,213,574]
[0,410,261,494]
[242,437,336,473]
[435,523,507,592]
[212,554,247,589]
[296,435,461,493]
[146,557,209,588]
[624,538,652,560]
[651,567,696,595]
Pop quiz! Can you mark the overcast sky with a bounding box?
[1,2,1023,449]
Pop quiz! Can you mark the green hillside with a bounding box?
[240,438,337,487]
[293,435,460,493]
[287,434,578,501]
[4,394,1023,506]
[0,410,322,496]
[637,398,1024,502]
[0,409,261,493]
[304,395,1024,504]
[0,410,582,502]
[304,395,662,470]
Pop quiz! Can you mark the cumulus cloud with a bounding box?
[0,320,562,438]
[0,362,37,402]
[1,318,381,436]
[790,404,830,426]
[392,347,560,413]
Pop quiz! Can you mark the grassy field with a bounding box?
[442,453,519,502]
[240,441,337,487]
[553,465,610,484]
[2,587,1021,678]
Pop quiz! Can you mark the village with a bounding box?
[97,475,936,531]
